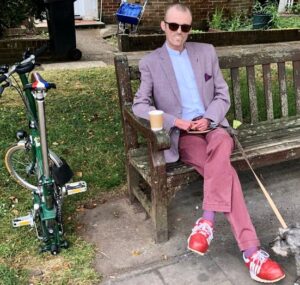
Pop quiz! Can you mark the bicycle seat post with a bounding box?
[35,89,50,180]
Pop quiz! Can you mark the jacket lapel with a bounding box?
[159,44,181,105]
[186,43,205,107]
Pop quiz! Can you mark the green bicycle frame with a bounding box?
[5,53,86,254]
[19,73,61,249]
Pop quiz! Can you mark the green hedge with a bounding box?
[0,0,45,37]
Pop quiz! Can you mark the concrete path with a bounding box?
[42,25,118,70]
[79,158,300,285]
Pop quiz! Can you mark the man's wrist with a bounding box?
[204,118,217,129]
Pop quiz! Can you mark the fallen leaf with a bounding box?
[11,209,19,215]
[76,207,85,212]
[132,250,142,256]
[9,196,18,204]
[75,171,83,178]
[161,254,168,260]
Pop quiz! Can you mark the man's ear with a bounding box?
[160,21,166,32]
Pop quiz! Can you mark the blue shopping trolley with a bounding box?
[116,0,148,34]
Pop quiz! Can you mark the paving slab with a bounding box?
[102,253,231,285]
[78,158,300,284]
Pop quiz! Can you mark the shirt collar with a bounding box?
[166,42,187,56]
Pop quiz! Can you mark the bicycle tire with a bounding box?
[5,142,62,191]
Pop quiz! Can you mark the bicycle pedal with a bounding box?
[12,214,34,227]
[65,181,87,195]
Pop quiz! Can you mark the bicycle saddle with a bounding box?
[25,72,56,90]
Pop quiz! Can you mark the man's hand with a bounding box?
[190,118,210,131]
[174,118,192,131]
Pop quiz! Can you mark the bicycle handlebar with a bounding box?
[15,62,35,74]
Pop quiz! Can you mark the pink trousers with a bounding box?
[179,128,260,251]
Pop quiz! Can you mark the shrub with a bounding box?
[0,0,46,37]
[291,3,300,14]
[209,8,225,30]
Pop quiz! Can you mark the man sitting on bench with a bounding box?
[132,3,285,283]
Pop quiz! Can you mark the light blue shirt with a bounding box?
[166,44,205,120]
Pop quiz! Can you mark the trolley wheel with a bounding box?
[68,48,82,61]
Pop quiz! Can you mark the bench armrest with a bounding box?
[124,105,171,151]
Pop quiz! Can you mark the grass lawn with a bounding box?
[0,66,124,284]
[277,14,300,28]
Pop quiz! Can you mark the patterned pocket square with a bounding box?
[205,73,212,82]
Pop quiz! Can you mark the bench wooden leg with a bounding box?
[149,148,169,243]
[151,191,168,243]
[127,163,139,203]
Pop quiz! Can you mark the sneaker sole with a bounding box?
[187,245,206,256]
[250,273,285,283]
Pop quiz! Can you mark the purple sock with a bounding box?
[243,246,259,258]
[202,210,215,224]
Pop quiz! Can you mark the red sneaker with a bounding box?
[243,249,285,283]
[187,218,213,255]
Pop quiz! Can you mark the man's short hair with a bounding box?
[164,3,192,19]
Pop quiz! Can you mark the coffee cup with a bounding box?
[148,110,164,131]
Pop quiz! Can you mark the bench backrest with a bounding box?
[115,48,300,127]
[219,49,300,124]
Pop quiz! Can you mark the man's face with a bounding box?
[161,7,192,51]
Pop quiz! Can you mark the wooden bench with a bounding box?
[114,45,300,243]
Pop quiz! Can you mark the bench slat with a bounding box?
[277,62,288,117]
[129,148,199,199]
[232,146,300,170]
[231,68,243,122]
[262,64,274,120]
[219,50,300,69]
[247,65,258,123]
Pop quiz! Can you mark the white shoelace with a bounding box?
[191,219,214,243]
[245,249,269,276]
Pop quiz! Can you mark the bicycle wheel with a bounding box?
[5,143,62,191]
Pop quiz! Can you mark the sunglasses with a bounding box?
[164,21,192,33]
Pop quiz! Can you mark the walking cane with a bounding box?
[231,120,288,229]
